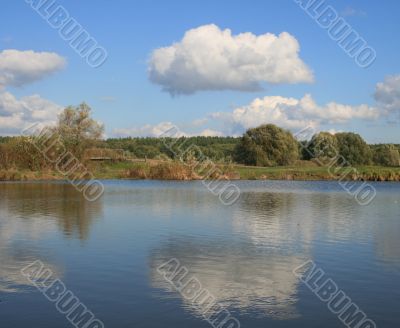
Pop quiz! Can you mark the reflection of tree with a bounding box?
[150,238,307,320]
[0,182,103,240]
[0,182,103,292]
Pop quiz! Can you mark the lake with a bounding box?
[0,180,399,328]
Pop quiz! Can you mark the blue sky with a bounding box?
[0,0,399,142]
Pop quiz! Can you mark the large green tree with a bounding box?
[234,124,299,166]
[335,132,372,165]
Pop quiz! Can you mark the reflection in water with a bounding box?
[374,197,400,270]
[1,181,400,327]
[0,217,61,293]
[149,185,400,322]
[234,191,370,247]
[149,192,316,320]
[0,182,103,240]
[0,182,103,293]
[233,192,311,249]
[150,239,305,320]
[376,225,400,269]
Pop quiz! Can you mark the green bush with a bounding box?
[234,124,299,166]
[372,144,400,166]
[335,132,372,165]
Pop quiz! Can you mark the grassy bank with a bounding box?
[1,160,400,182]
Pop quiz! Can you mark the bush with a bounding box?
[0,137,48,170]
[307,132,339,160]
[372,144,400,167]
[234,124,299,166]
[335,132,372,165]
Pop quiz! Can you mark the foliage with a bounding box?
[305,132,339,161]
[56,103,104,159]
[335,132,372,165]
[104,136,238,162]
[1,114,400,172]
[234,124,299,166]
[0,137,48,170]
[372,144,400,167]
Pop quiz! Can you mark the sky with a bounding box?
[0,0,399,143]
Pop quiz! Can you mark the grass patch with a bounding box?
[1,161,400,181]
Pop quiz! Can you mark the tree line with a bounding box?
[234,124,399,167]
[0,104,399,170]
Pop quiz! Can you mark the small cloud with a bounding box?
[0,91,62,135]
[374,74,400,120]
[113,122,178,137]
[191,118,208,127]
[199,129,224,137]
[1,36,13,44]
[341,6,367,17]
[99,96,116,102]
[0,49,66,89]
[326,128,343,135]
[113,122,225,138]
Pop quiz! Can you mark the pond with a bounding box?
[0,180,399,327]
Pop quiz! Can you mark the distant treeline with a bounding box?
[104,136,238,162]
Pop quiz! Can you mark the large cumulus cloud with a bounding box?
[148,24,313,95]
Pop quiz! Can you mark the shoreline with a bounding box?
[1,162,400,182]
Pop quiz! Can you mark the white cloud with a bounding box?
[113,122,177,137]
[191,118,208,127]
[341,6,367,17]
[113,94,380,138]
[0,92,62,135]
[297,94,379,123]
[115,75,398,138]
[199,128,224,137]
[374,74,400,117]
[148,24,313,95]
[326,128,343,135]
[212,94,378,134]
[0,49,65,88]
[113,122,225,138]
[99,96,116,102]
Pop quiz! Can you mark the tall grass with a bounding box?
[126,162,196,180]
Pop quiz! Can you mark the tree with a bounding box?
[372,144,400,166]
[306,132,339,162]
[335,132,372,165]
[56,103,104,158]
[234,124,299,166]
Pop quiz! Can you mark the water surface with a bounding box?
[0,180,399,327]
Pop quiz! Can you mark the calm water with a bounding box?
[0,180,399,327]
